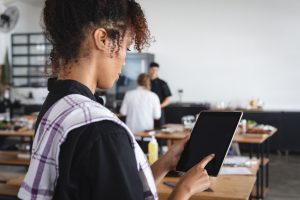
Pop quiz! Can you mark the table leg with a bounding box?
[266,139,270,187]
[167,140,172,149]
[260,143,265,199]
[256,167,260,199]
[250,144,253,159]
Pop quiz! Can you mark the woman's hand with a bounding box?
[163,133,190,171]
[169,154,215,200]
[151,133,190,185]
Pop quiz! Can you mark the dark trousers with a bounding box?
[154,108,165,129]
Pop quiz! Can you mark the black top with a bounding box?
[150,78,172,103]
[36,78,144,200]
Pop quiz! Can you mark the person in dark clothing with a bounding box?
[18,0,214,200]
[149,62,172,128]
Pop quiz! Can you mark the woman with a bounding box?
[18,0,214,200]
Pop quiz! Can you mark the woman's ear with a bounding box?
[93,28,108,51]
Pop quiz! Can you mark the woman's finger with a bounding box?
[198,154,215,169]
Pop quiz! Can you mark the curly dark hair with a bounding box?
[43,0,150,76]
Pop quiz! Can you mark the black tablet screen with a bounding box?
[176,111,243,176]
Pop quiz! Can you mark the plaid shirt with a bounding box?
[18,94,158,200]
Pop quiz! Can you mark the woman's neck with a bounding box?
[57,59,97,93]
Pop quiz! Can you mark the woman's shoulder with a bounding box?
[65,120,133,154]
[69,120,132,147]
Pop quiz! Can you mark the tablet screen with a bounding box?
[176,111,243,176]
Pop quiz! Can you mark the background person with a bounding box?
[120,73,161,134]
[149,62,172,128]
[18,0,214,199]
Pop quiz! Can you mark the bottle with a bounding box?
[241,119,247,134]
[148,135,158,165]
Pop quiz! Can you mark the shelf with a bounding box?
[6,174,25,187]
[13,75,47,78]
[12,43,51,46]
[13,75,46,78]
[0,151,30,166]
[8,85,46,88]
[0,129,34,137]
[0,172,24,184]
[12,65,45,68]
[11,33,50,87]
[0,184,19,197]
[12,32,47,36]
[12,54,47,57]
[0,124,32,197]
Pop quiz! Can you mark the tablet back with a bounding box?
[176,111,243,176]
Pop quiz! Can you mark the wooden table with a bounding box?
[233,128,277,199]
[0,172,24,184]
[0,129,34,197]
[0,184,20,197]
[0,157,260,199]
[136,124,188,148]
[221,157,261,176]
[137,123,276,199]
[0,129,34,153]
[0,172,256,200]
[0,151,30,166]
[233,129,276,144]
[6,174,25,187]
[158,175,256,200]
[0,129,34,167]
[0,129,34,137]
[0,172,25,197]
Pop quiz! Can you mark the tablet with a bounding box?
[176,111,243,176]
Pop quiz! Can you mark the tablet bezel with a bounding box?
[176,111,243,176]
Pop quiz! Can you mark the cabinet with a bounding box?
[106,53,154,110]
[11,33,51,87]
[242,111,300,153]
[242,111,282,152]
[116,53,154,99]
[165,103,210,124]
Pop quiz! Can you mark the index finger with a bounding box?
[176,133,190,146]
[198,154,215,169]
[183,133,191,142]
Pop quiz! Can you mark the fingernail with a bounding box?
[211,154,215,157]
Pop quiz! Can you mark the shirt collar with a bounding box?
[47,78,104,105]
[137,86,147,90]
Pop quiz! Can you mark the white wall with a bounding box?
[1,1,43,63]
[12,2,43,33]
[0,1,46,104]
[2,0,300,110]
[0,3,6,64]
[138,0,300,110]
